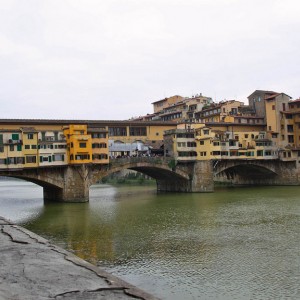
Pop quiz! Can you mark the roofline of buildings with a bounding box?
[247,90,278,98]
[289,98,300,103]
[151,95,182,105]
[265,93,292,100]
[0,119,177,127]
[205,122,267,126]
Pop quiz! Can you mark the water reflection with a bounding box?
[0,180,299,300]
[0,180,44,223]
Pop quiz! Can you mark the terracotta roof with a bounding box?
[264,93,281,100]
[289,98,300,103]
[20,127,38,133]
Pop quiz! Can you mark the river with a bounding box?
[0,179,299,300]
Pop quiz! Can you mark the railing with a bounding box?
[110,156,172,167]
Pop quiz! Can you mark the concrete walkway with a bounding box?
[0,217,159,300]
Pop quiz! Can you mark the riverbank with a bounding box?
[0,216,158,300]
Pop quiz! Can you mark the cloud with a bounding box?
[0,0,300,120]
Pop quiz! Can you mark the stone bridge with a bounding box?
[1,158,299,202]
[0,157,213,202]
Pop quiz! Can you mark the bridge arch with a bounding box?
[213,159,299,186]
[89,157,192,192]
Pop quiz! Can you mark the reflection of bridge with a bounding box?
[0,157,299,202]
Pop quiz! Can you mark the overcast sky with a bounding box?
[1,0,300,120]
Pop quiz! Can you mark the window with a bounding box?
[53,154,64,161]
[0,146,3,152]
[0,134,3,145]
[177,142,186,147]
[9,145,14,151]
[12,133,19,140]
[99,143,107,148]
[27,133,34,139]
[109,127,127,136]
[203,130,209,135]
[187,142,196,147]
[75,154,90,160]
[212,151,221,156]
[79,142,86,148]
[272,105,275,110]
[199,141,204,145]
[287,125,293,133]
[25,145,30,149]
[244,134,248,138]
[288,135,294,143]
[93,154,108,160]
[282,103,286,111]
[129,127,147,136]
[178,151,197,157]
[257,150,263,156]
[31,145,37,149]
[92,133,106,138]
[26,156,36,163]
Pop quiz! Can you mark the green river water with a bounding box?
[0,179,299,300]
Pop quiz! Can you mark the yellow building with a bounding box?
[195,100,244,123]
[279,98,300,161]
[63,124,92,164]
[195,123,277,160]
[164,122,278,161]
[88,127,109,164]
[21,127,39,168]
[0,130,24,169]
[152,95,183,114]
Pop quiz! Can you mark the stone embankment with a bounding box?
[0,217,158,300]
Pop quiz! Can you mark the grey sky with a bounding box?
[1,0,300,120]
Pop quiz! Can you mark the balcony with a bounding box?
[5,139,22,145]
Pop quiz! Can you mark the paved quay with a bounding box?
[0,217,159,300]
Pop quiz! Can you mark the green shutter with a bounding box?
[17,145,22,151]
[12,134,19,140]
[0,134,3,145]
[40,156,43,163]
